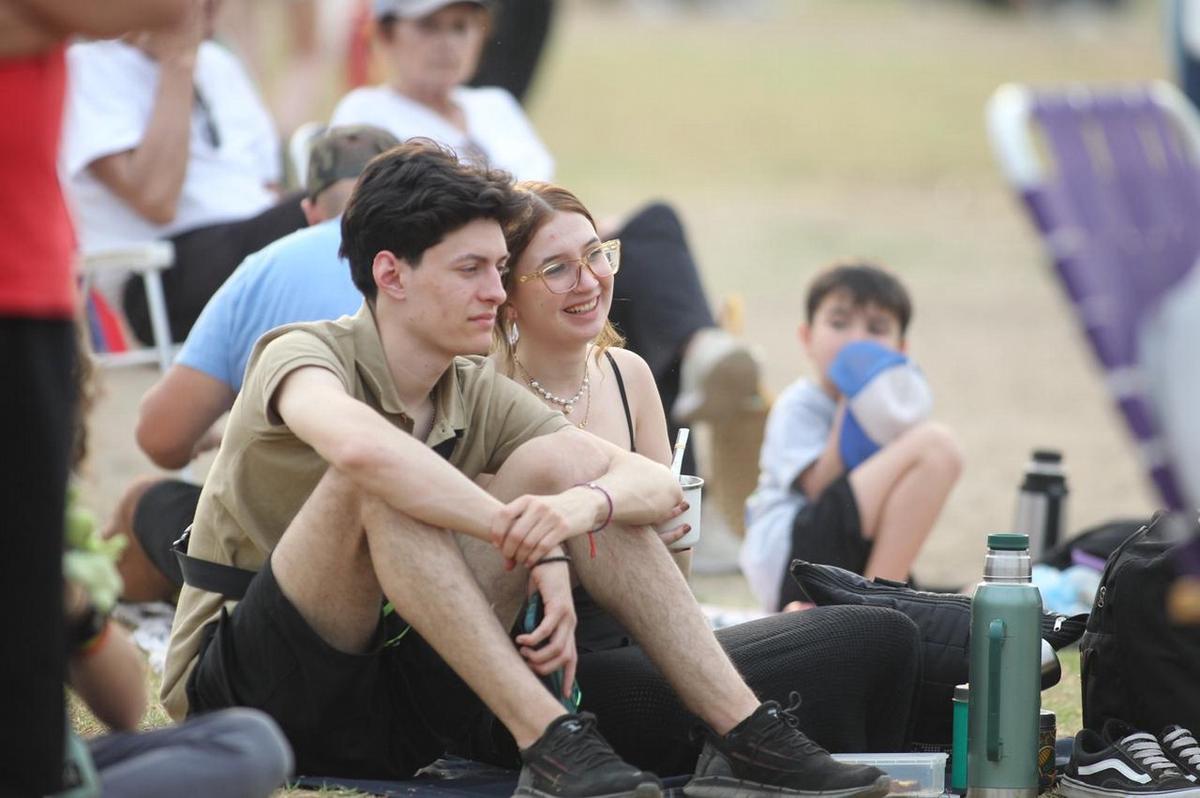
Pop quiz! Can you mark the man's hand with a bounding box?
[516,560,577,698]
[491,487,600,569]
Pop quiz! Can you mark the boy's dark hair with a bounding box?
[805,260,913,335]
[339,139,520,300]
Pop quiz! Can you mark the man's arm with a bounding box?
[275,366,508,541]
[12,0,186,37]
[493,427,682,568]
[64,583,146,731]
[137,364,235,469]
[85,0,204,225]
[0,0,186,58]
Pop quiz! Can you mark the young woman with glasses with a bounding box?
[476,181,924,776]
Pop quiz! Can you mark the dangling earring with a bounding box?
[507,320,520,346]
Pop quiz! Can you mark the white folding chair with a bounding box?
[81,241,178,373]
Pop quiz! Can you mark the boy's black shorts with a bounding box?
[186,556,487,778]
[778,474,871,609]
[131,478,201,588]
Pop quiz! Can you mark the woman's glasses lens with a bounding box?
[541,243,620,294]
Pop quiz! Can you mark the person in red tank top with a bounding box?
[0,2,187,793]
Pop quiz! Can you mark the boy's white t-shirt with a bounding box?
[329,84,554,182]
[740,378,836,610]
[61,39,280,254]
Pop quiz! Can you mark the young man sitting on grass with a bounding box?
[742,261,964,611]
[161,141,890,798]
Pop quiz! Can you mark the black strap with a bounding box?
[172,526,257,600]
[605,350,636,452]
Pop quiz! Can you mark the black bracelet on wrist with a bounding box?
[533,554,572,568]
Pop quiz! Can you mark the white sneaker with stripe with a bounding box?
[1060,719,1200,797]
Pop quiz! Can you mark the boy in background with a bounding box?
[741,262,963,611]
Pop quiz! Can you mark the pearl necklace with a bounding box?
[514,353,589,416]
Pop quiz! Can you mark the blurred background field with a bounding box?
[73,0,1180,791]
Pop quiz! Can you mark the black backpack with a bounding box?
[1080,513,1200,734]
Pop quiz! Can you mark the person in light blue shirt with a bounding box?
[103,126,399,603]
[175,218,357,394]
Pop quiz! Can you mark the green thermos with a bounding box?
[967,533,1041,798]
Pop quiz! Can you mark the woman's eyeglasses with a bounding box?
[516,240,621,295]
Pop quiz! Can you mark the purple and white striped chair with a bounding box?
[987,81,1200,510]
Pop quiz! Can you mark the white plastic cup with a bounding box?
[659,475,702,552]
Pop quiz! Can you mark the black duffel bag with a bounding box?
[788,560,1087,746]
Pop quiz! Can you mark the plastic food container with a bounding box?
[831,752,948,797]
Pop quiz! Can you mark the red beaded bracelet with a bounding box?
[576,482,613,558]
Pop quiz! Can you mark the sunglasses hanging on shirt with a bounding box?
[193,84,221,150]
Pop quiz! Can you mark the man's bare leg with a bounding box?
[269,468,563,748]
[567,523,759,735]
[469,431,761,736]
[849,422,963,581]
[567,515,891,797]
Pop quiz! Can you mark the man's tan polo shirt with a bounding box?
[161,302,569,719]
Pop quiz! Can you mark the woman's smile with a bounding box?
[564,296,600,315]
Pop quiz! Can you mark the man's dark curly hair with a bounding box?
[339,138,520,301]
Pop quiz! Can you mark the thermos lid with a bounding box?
[1032,449,1062,463]
[988,532,1029,551]
[954,683,970,701]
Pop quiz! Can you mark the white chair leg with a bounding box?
[142,268,174,373]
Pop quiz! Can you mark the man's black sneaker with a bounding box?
[1161,725,1200,782]
[1059,719,1200,797]
[684,698,890,798]
[515,712,662,798]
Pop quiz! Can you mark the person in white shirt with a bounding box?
[330,0,762,479]
[61,0,307,344]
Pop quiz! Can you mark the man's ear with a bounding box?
[798,322,812,351]
[300,197,322,226]
[372,251,408,301]
[897,336,908,355]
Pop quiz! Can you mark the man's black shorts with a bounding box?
[132,478,201,588]
[186,556,487,778]
[778,474,870,609]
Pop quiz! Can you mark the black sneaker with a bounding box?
[684,697,890,798]
[1161,725,1200,782]
[515,712,662,798]
[1060,719,1200,797]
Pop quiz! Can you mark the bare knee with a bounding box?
[105,476,178,603]
[501,430,607,495]
[102,474,162,541]
[901,422,964,478]
[273,467,370,571]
